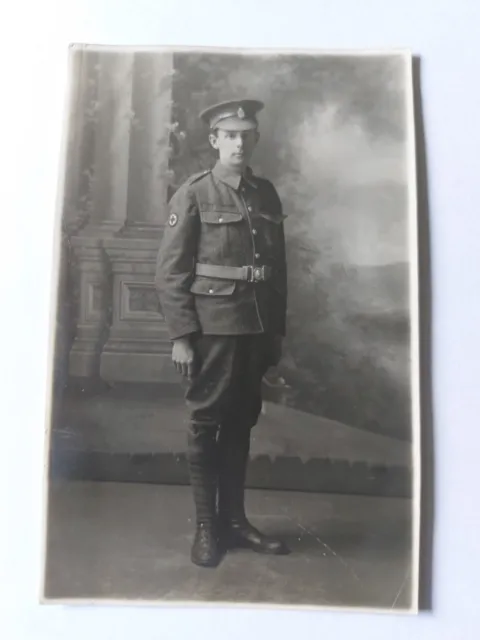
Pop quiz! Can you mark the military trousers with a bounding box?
[185,333,275,431]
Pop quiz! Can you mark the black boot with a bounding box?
[186,424,222,567]
[218,426,290,555]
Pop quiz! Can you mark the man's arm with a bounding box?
[273,224,286,366]
[262,180,287,366]
[269,182,287,338]
[277,219,287,336]
[155,184,201,377]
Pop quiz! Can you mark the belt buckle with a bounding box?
[244,265,267,282]
[252,266,265,282]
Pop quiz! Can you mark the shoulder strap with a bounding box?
[186,169,211,186]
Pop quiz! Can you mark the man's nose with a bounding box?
[235,135,245,148]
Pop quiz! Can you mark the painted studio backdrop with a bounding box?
[45,46,418,608]
[52,46,414,485]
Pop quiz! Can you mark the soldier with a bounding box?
[155,98,289,567]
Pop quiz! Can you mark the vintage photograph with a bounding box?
[42,44,420,611]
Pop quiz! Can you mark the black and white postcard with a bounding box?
[42,45,420,612]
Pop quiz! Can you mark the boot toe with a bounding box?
[191,550,220,567]
[191,526,222,567]
[227,522,290,555]
[251,534,291,555]
[266,539,291,555]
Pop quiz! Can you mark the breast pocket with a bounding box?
[199,207,246,261]
[200,209,244,225]
[259,210,285,224]
[258,210,285,253]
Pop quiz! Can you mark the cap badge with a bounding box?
[237,106,246,119]
[168,213,178,227]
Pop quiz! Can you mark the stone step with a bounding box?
[49,388,413,497]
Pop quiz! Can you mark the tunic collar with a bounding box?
[212,161,257,190]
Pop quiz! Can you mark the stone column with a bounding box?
[68,50,134,378]
[62,46,97,233]
[100,51,177,383]
[125,51,172,232]
[53,47,93,391]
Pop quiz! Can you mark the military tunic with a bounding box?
[155,160,287,429]
[156,161,287,340]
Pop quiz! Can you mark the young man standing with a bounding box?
[156,98,289,567]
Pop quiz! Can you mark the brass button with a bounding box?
[252,229,257,235]
[218,217,224,222]
[247,206,252,212]
[255,252,260,259]
[208,288,214,294]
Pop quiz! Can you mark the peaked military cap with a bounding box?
[199,99,264,131]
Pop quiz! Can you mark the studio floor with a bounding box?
[43,480,413,610]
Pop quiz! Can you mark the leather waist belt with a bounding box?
[195,263,273,283]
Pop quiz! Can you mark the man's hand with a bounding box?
[172,337,195,379]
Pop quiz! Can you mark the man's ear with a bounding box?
[209,132,219,150]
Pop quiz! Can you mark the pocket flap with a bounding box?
[190,277,236,295]
[259,210,287,224]
[200,210,244,224]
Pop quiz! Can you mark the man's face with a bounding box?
[209,128,259,169]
